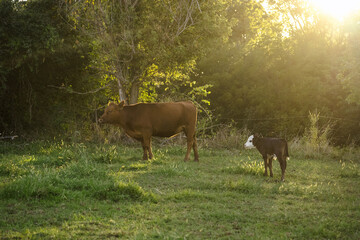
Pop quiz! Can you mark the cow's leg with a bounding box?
[193,135,199,162]
[184,138,193,162]
[148,137,153,159]
[184,126,196,162]
[142,136,151,160]
[141,139,148,160]
[263,155,268,176]
[134,137,147,160]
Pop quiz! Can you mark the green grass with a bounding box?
[0,141,359,239]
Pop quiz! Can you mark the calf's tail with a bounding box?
[285,142,290,160]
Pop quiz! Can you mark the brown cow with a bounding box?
[99,101,199,161]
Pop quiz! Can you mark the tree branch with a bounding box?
[48,83,111,95]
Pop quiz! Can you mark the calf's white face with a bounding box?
[244,135,256,149]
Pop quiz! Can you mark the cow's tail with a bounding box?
[285,141,290,160]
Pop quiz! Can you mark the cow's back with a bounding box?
[123,101,197,137]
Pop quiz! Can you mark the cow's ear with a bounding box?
[254,133,260,138]
[117,100,125,110]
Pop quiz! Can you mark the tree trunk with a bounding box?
[117,79,127,103]
[130,82,139,104]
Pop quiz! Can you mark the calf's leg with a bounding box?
[279,158,286,181]
[268,156,273,177]
[263,155,268,176]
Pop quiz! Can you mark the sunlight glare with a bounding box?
[309,0,360,21]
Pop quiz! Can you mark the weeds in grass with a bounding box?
[92,145,121,164]
[167,189,210,202]
[0,161,28,177]
[339,160,360,178]
[125,163,148,171]
[224,179,262,194]
[153,163,191,177]
[222,159,264,176]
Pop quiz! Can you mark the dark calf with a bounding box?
[244,134,289,181]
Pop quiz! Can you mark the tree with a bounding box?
[195,0,360,143]
[339,13,360,106]
[65,0,231,104]
[0,0,90,134]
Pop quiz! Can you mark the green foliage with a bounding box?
[66,0,231,104]
[0,0,94,135]
[195,0,360,144]
[338,13,360,106]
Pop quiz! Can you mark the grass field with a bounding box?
[0,140,359,239]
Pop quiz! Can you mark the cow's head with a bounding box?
[98,101,125,124]
[244,134,261,149]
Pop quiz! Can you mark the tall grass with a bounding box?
[198,112,359,163]
[289,111,333,158]
[200,124,251,149]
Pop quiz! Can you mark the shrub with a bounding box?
[300,111,334,158]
